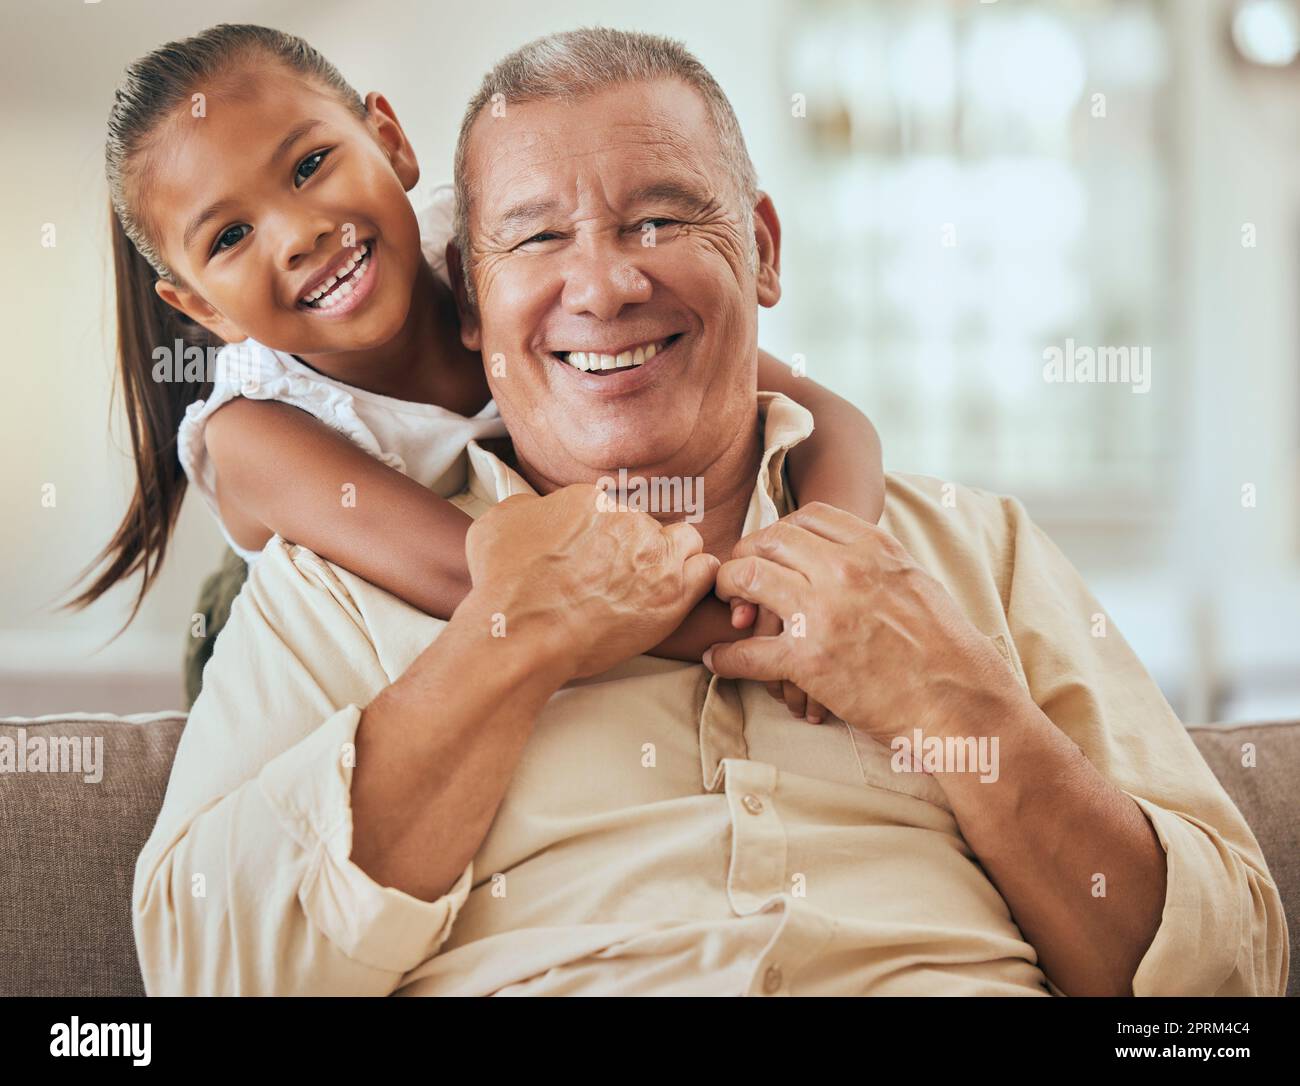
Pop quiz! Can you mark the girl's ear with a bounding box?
[365,91,420,192]
[154,280,247,343]
[446,242,482,351]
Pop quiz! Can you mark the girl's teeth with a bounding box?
[304,245,371,308]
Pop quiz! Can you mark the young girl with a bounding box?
[72,24,885,724]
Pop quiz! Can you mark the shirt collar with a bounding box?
[462,391,815,537]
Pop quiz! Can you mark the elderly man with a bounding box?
[134,28,1287,997]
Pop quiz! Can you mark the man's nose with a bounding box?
[273,212,339,271]
[559,236,653,320]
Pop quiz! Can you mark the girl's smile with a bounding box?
[297,240,379,318]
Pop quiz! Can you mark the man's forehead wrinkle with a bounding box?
[607,114,694,144]
[484,141,716,208]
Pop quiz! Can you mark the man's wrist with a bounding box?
[452,588,577,692]
[924,674,1046,800]
[923,638,1033,740]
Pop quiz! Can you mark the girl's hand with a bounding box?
[729,600,829,725]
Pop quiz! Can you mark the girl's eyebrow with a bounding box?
[270,119,326,169]
[183,200,237,253]
[182,120,328,253]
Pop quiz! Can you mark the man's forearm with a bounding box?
[931,687,1167,996]
[350,592,570,902]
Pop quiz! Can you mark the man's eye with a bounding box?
[212,224,250,255]
[642,218,678,229]
[294,149,330,187]
[512,231,559,251]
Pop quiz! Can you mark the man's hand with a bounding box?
[704,502,1018,743]
[466,484,720,682]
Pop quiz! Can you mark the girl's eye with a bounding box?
[294,149,330,187]
[212,224,250,255]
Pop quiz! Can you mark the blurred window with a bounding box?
[782,0,1172,515]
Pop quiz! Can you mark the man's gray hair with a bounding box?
[451,26,760,303]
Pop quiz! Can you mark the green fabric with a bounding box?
[183,546,249,707]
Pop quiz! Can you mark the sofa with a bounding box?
[1,710,1295,996]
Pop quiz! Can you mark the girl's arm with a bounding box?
[654,351,887,664]
[204,399,473,620]
[202,357,886,669]
[756,349,885,525]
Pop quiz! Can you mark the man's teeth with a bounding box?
[561,339,666,373]
[301,244,372,308]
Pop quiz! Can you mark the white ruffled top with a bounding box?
[176,183,507,562]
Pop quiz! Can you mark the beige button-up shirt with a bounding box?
[133,393,1288,996]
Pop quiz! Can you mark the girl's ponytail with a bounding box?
[65,208,217,619]
[69,23,364,625]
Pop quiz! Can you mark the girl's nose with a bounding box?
[275,214,338,270]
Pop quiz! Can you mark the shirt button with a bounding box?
[742,793,765,816]
[763,964,783,994]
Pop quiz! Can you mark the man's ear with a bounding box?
[753,192,782,308]
[365,91,420,192]
[154,279,246,343]
[445,241,482,351]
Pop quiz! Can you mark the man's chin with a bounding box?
[571,436,693,478]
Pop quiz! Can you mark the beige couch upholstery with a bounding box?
[1,711,1295,996]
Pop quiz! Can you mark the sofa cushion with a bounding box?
[1189,722,1298,996]
[0,712,1294,996]
[0,712,186,997]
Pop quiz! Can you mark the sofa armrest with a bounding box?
[1188,721,1299,997]
[0,712,186,996]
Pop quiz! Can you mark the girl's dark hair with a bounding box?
[69,24,364,622]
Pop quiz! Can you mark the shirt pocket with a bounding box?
[840,633,1025,812]
[841,723,953,812]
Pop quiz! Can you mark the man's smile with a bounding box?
[552,333,684,374]
[547,333,687,394]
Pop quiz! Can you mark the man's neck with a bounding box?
[510,407,764,562]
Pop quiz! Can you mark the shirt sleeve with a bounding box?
[414,182,456,288]
[998,495,1289,996]
[132,541,473,995]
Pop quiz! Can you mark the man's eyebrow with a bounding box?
[625,181,718,216]
[489,198,563,240]
[486,182,717,244]
[181,120,326,254]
